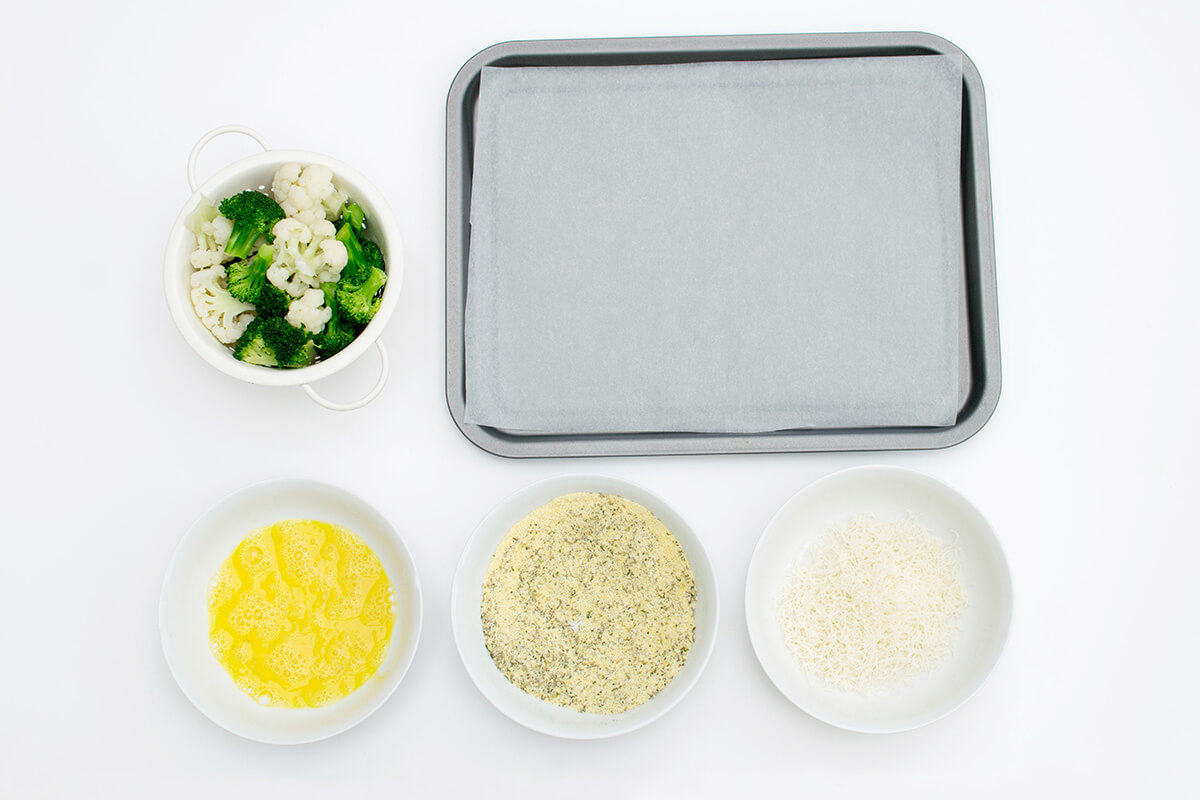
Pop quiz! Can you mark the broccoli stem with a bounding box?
[340,202,366,232]
[336,223,367,283]
[224,226,260,259]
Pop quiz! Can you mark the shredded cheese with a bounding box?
[777,514,966,693]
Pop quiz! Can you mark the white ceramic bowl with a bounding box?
[163,126,403,411]
[160,479,422,744]
[451,475,719,739]
[746,465,1012,733]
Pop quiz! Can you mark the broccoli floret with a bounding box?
[219,191,286,259]
[231,317,313,368]
[232,319,277,366]
[313,282,358,357]
[255,283,289,318]
[335,222,386,286]
[360,237,384,272]
[335,267,387,326]
[257,316,309,367]
[286,340,317,369]
[315,316,355,358]
[224,245,275,303]
[339,202,366,232]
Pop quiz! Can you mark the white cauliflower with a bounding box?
[266,217,347,297]
[211,215,233,248]
[319,238,348,272]
[190,265,255,344]
[285,288,333,334]
[186,201,236,275]
[186,201,234,253]
[190,248,225,270]
[266,262,309,298]
[271,163,348,226]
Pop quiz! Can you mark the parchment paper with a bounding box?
[465,55,964,434]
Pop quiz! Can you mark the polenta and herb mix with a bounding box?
[480,493,696,714]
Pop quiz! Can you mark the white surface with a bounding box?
[746,465,1012,733]
[160,479,422,744]
[451,475,718,738]
[2,0,1197,796]
[163,136,402,401]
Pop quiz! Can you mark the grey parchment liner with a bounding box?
[465,56,963,434]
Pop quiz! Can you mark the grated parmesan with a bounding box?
[777,514,966,693]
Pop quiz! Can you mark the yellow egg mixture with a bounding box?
[207,519,395,708]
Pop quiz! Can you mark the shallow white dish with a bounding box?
[746,465,1012,733]
[451,475,719,739]
[160,479,422,744]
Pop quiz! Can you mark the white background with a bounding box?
[3,0,1197,796]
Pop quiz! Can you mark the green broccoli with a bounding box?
[255,283,289,318]
[360,237,384,272]
[232,319,277,366]
[219,191,286,258]
[224,245,275,303]
[259,316,311,367]
[336,222,386,286]
[313,282,357,357]
[335,223,367,284]
[232,317,313,368]
[335,267,387,326]
[339,202,366,232]
[291,340,318,368]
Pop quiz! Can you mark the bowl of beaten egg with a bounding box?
[451,475,719,739]
[160,479,422,743]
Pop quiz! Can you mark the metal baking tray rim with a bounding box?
[446,32,1001,458]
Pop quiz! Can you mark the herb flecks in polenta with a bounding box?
[480,492,696,714]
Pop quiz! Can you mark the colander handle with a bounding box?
[301,340,389,412]
[187,125,271,193]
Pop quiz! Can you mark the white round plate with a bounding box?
[745,465,1012,733]
[451,475,719,739]
[160,479,422,744]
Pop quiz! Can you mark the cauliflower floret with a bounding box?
[267,218,316,296]
[310,219,336,239]
[266,216,346,296]
[294,206,325,227]
[211,215,233,248]
[324,187,348,217]
[320,238,348,271]
[191,265,255,344]
[186,201,220,251]
[271,162,301,200]
[305,220,346,281]
[267,262,309,298]
[285,288,333,334]
[186,201,236,267]
[190,249,225,270]
[274,217,313,247]
[271,163,348,224]
[300,164,348,217]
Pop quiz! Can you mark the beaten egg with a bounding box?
[207,519,395,708]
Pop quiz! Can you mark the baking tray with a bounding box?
[446,32,1001,458]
